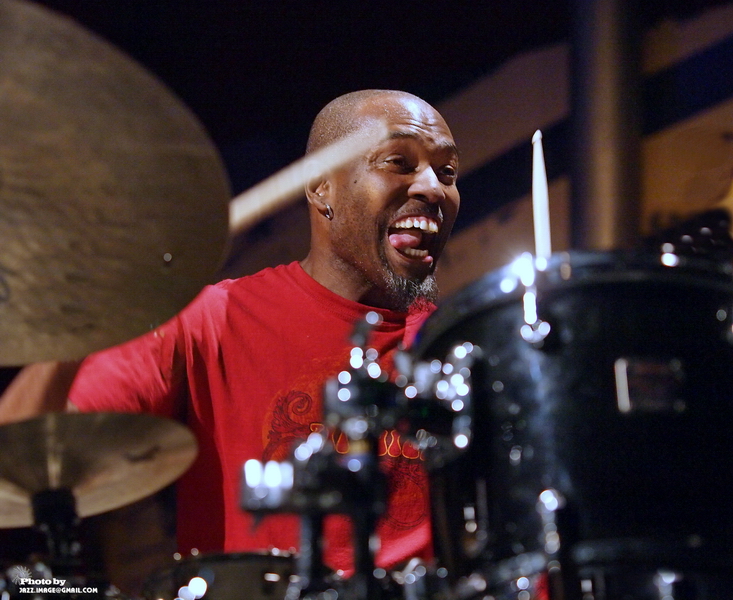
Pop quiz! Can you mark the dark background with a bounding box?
[31,0,732,195]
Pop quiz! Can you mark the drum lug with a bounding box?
[520,319,551,347]
[399,342,480,467]
[537,488,565,557]
[536,489,570,600]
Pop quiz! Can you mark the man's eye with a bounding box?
[385,156,413,171]
[439,165,458,184]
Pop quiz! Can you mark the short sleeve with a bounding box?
[69,314,186,420]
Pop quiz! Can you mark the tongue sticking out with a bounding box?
[389,230,423,251]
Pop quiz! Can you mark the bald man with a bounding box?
[3,90,461,576]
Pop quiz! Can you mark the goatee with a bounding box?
[383,271,439,312]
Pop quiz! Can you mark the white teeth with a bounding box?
[393,216,439,233]
[403,248,429,258]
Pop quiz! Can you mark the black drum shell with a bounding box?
[413,252,733,577]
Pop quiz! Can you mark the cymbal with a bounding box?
[0,0,230,365]
[0,412,197,528]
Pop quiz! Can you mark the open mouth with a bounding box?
[388,215,440,262]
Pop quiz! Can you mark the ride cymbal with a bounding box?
[0,0,230,365]
[0,412,197,527]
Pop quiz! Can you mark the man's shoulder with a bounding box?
[211,261,300,296]
[183,262,301,314]
[167,263,300,337]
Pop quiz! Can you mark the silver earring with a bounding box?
[324,204,334,220]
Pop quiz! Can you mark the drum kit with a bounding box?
[1,0,733,599]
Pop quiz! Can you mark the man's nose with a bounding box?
[409,166,445,203]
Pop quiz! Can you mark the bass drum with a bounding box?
[142,552,294,600]
[413,251,733,599]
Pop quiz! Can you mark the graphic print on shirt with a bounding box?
[262,370,429,531]
[262,389,314,462]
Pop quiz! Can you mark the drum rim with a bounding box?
[141,550,295,597]
[168,550,294,564]
[417,250,733,355]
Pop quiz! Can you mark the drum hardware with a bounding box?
[241,312,478,600]
[534,490,565,600]
[243,431,367,599]
[31,488,83,572]
[0,412,197,528]
[644,208,733,262]
[0,412,197,597]
[396,341,478,470]
[505,254,552,347]
[390,559,438,600]
[241,312,394,600]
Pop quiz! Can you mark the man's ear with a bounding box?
[305,178,332,217]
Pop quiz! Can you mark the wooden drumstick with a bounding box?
[229,120,389,235]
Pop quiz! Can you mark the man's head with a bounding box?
[301,90,460,312]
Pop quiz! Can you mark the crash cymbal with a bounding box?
[0,0,230,365]
[0,412,197,527]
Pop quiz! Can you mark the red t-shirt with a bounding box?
[69,261,433,574]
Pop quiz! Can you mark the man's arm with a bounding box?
[0,360,83,424]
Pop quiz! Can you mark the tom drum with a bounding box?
[412,251,733,598]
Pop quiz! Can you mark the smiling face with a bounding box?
[306,92,460,311]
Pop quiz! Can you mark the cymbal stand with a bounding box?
[242,311,478,600]
[242,427,389,600]
[321,373,391,600]
[242,312,400,600]
[31,488,82,572]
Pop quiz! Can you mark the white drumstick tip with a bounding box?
[532,129,552,263]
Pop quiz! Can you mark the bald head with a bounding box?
[306,90,435,155]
